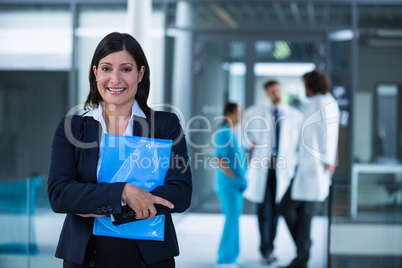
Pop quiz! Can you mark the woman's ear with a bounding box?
[139,66,145,82]
[92,65,98,79]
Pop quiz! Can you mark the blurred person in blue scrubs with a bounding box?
[214,102,248,267]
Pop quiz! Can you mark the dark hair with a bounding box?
[221,102,238,127]
[84,32,151,114]
[302,69,331,95]
[264,80,279,91]
[223,102,238,116]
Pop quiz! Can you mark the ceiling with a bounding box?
[165,1,402,57]
[166,1,402,32]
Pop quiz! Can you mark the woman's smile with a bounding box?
[107,87,126,94]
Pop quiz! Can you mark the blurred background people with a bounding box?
[242,81,304,264]
[279,69,339,268]
[214,102,248,267]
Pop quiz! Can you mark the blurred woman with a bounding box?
[214,102,248,266]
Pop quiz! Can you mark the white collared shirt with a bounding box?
[83,99,146,137]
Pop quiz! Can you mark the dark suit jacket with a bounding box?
[47,111,192,265]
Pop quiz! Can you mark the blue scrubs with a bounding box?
[214,124,247,265]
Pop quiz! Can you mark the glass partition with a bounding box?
[0,70,68,267]
[190,38,246,212]
[329,3,402,267]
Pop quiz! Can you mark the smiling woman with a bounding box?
[47,32,192,268]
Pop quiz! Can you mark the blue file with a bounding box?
[93,133,172,241]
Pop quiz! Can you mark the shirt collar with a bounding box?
[272,103,282,114]
[84,99,146,120]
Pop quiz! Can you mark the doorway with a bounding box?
[189,33,324,214]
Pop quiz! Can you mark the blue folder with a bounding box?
[93,133,172,241]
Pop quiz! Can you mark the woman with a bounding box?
[214,102,248,266]
[47,32,192,267]
[279,69,339,268]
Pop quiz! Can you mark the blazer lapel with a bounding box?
[83,118,101,183]
[133,115,151,138]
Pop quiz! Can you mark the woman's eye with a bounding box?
[101,67,111,72]
[122,67,132,72]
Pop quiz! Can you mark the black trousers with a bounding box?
[278,182,318,264]
[257,168,278,256]
[63,236,175,268]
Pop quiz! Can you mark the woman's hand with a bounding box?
[121,184,174,220]
[251,142,256,150]
[324,163,335,177]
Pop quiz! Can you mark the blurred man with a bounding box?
[242,80,304,265]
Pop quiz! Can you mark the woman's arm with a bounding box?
[48,116,177,220]
[47,116,126,216]
[217,157,236,178]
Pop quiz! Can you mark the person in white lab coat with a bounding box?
[279,69,339,268]
[242,81,303,264]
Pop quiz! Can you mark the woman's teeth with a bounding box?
[108,88,125,92]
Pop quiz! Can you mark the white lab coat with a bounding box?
[241,100,304,204]
[291,93,339,202]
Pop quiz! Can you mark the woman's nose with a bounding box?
[110,70,121,84]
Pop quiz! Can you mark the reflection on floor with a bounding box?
[0,212,328,268]
[174,213,328,268]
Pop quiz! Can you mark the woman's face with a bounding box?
[93,50,145,108]
[303,80,314,97]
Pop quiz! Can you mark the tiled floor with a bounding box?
[0,212,328,268]
[174,213,328,268]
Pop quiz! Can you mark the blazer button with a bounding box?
[96,208,102,214]
[128,211,134,217]
[102,206,108,213]
[89,261,95,267]
[107,205,113,212]
[122,213,128,219]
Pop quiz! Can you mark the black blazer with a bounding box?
[47,111,192,265]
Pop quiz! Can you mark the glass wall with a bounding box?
[0,4,71,267]
[189,37,247,211]
[329,3,402,268]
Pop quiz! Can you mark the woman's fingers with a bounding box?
[147,206,157,220]
[152,195,174,209]
[121,183,174,220]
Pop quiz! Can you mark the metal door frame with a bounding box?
[191,31,326,113]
